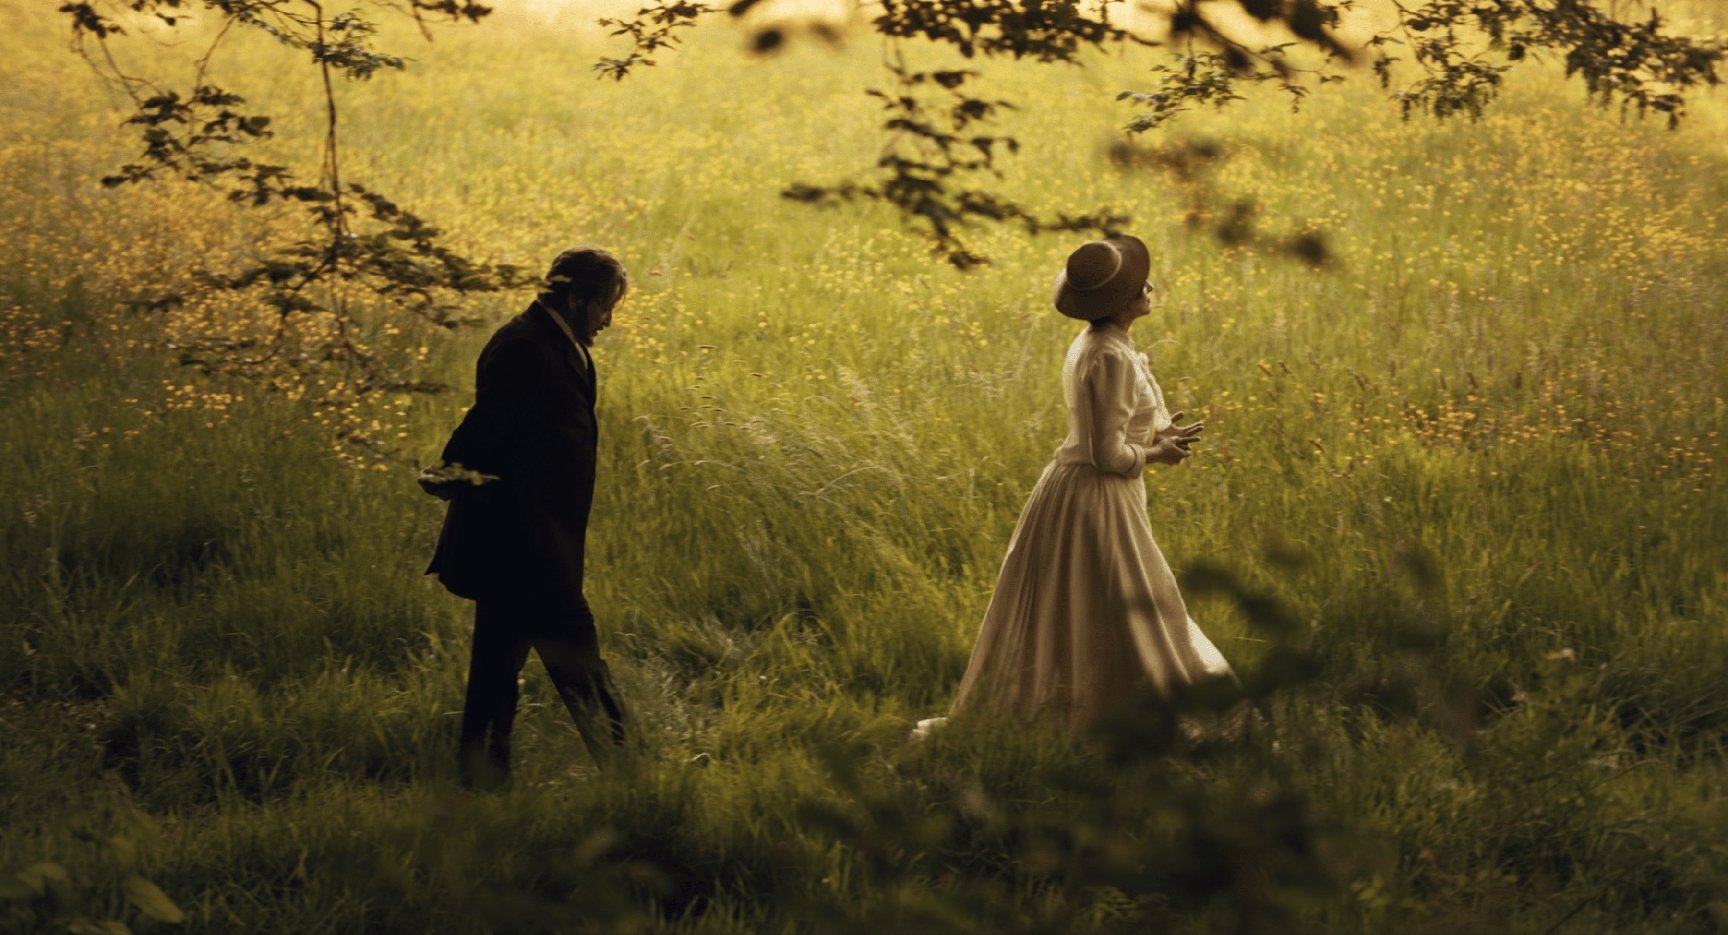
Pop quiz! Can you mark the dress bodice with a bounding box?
[1052,323,1172,476]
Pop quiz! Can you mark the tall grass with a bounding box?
[2,2,1725,931]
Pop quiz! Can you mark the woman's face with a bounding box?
[1119,281,1155,323]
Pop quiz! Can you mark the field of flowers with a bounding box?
[2,1,1725,931]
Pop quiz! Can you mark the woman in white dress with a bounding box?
[923,235,1233,736]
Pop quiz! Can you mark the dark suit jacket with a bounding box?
[427,301,598,611]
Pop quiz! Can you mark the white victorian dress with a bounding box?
[924,321,1234,735]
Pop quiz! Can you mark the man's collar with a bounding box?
[533,299,591,362]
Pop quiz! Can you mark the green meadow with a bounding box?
[2,1,1725,930]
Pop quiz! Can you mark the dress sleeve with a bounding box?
[1082,348,1147,478]
[1143,358,1173,438]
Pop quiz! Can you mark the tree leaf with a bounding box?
[0,876,35,901]
[124,875,185,923]
[66,920,132,935]
[17,861,69,896]
[105,836,139,871]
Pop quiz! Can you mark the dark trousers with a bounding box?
[458,591,628,788]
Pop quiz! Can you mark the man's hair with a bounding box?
[541,247,628,307]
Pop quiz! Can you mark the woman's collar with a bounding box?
[1090,319,1135,347]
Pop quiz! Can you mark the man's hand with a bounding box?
[417,463,499,500]
[1146,411,1204,466]
[417,466,460,500]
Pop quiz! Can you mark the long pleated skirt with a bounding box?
[948,461,1234,732]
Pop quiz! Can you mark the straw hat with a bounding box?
[1052,235,1150,321]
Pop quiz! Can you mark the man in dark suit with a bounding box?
[419,246,630,789]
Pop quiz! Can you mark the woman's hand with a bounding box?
[1147,411,1204,466]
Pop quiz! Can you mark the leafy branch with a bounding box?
[60,0,525,405]
[596,0,1722,267]
[594,0,719,81]
[784,46,1129,269]
[1119,0,1353,134]
[1368,0,1725,126]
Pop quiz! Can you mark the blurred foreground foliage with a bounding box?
[7,534,1723,932]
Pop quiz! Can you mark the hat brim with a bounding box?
[1054,236,1151,321]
